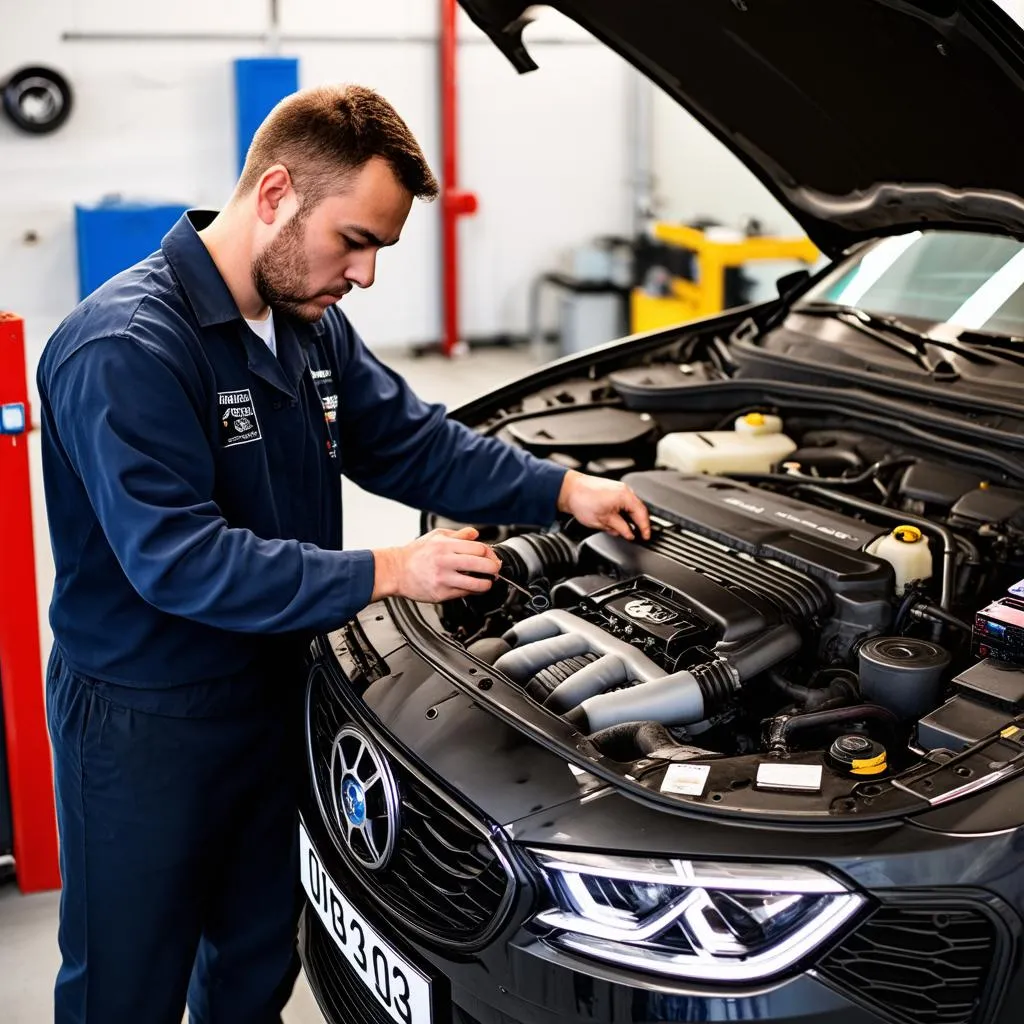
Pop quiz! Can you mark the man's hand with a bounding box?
[557,470,651,541]
[372,527,502,602]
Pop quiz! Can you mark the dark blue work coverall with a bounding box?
[37,211,568,1024]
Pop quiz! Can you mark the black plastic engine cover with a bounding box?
[625,471,888,576]
[617,471,895,652]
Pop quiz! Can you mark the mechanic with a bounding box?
[37,84,651,1024]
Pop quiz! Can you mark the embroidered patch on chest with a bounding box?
[217,388,263,447]
[320,392,338,423]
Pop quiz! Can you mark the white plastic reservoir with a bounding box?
[656,413,797,475]
[866,525,933,595]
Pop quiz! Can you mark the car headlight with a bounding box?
[530,849,865,982]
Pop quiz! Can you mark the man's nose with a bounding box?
[344,252,377,290]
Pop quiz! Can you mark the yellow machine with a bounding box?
[631,223,820,334]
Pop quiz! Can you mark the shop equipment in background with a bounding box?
[632,221,820,333]
[530,236,633,356]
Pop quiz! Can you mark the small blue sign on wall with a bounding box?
[1,403,27,435]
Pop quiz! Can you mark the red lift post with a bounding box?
[440,0,479,357]
[0,312,60,892]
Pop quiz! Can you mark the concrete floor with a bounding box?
[0,343,546,1024]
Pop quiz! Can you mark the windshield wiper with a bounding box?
[795,300,1024,375]
[953,329,1024,368]
[796,301,955,375]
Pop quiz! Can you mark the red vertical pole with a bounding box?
[0,312,60,892]
[440,0,478,357]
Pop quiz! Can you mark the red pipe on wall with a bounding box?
[440,0,478,358]
[0,312,60,893]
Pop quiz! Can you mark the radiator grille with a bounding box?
[307,669,514,948]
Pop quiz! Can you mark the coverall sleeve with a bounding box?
[46,335,375,634]
[336,319,568,525]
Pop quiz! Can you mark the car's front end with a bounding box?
[297,586,1024,1024]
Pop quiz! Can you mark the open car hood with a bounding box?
[459,0,1024,255]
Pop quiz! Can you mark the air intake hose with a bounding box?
[442,532,579,632]
[564,625,800,734]
[492,532,578,589]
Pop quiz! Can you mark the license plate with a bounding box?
[300,822,433,1024]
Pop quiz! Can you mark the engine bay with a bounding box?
[425,355,1024,818]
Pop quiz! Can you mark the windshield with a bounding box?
[799,231,1024,338]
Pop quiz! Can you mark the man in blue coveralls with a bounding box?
[37,84,651,1023]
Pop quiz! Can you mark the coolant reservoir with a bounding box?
[656,412,797,475]
[866,525,933,595]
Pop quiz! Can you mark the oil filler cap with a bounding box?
[828,734,887,775]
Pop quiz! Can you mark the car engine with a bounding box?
[436,401,1024,797]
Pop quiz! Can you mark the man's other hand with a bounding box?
[372,527,502,602]
[556,470,651,542]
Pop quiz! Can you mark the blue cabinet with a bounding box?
[74,201,189,300]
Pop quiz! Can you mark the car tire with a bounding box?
[2,66,74,134]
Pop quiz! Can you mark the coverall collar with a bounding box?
[162,211,323,399]
[162,211,243,328]
[161,210,327,339]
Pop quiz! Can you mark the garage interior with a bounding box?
[7,2,1024,1024]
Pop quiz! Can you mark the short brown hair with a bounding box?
[237,84,439,207]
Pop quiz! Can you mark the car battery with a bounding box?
[917,695,1019,753]
[973,596,1024,664]
[952,658,1024,712]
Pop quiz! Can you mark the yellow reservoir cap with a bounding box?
[893,525,923,544]
[743,412,766,427]
[850,750,888,775]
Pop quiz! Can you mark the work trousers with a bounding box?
[47,647,305,1024]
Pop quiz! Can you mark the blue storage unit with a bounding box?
[74,200,189,300]
[234,57,299,174]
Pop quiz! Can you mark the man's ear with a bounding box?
[254,164,293,226]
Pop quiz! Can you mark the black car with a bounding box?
[298,3,1024,1024]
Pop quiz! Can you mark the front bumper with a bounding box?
[298,895,891,1024]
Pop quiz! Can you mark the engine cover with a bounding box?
[584,471,896,660]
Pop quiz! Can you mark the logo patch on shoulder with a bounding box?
[217,389,263,447]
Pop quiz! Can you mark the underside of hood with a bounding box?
[459,0,1024,254]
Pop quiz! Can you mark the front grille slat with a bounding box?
[403,832,481,882]
[409,815,465,855]
[308,671,514,948]
[820,904,1001,1024]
